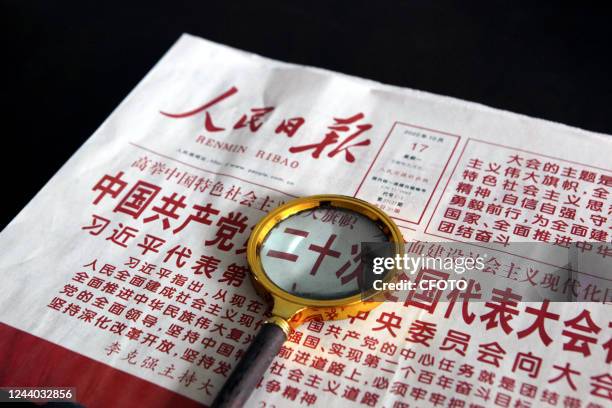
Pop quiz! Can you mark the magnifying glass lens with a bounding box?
[213,197,403,408]
[260,207,389,300]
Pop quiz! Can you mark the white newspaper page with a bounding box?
[0,34,610,407]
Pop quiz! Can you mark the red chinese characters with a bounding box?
[160,86,373,163]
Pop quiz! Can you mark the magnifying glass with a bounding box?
[211,195,404,408]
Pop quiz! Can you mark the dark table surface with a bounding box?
[2,1,611,230]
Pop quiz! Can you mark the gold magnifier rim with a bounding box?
[246,194,404,309]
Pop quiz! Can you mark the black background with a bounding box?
[2,1,611,230]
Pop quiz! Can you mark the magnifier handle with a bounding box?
[211,321,288,408]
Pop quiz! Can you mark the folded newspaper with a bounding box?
[0,33,610,407]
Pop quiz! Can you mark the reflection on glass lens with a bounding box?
[260,206,389,300]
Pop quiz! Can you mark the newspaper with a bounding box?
[0,34,610,407]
